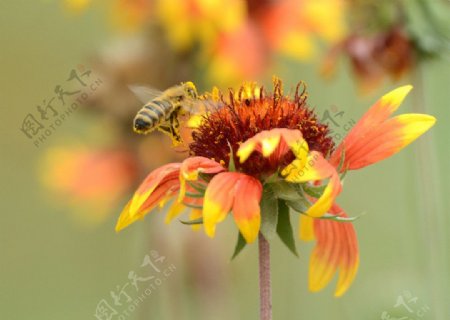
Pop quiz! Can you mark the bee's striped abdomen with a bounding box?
[133,99,174,134]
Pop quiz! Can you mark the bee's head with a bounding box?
[182,81,198,99]
[133,118,151,134]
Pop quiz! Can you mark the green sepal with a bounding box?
[227,141,236,172]
[285,189,311,214]
[182,203,203,209]
[259,186,279,240]
[231,231,247,260]
[336,145,346,173]
[179,217,203,225]
[186,180,206,194]
[270,181,303,202]
[264,171,281,184]
[302,183,326,199]
[184,192,205,198]
[318,212,365,222]
[276,200,298,257]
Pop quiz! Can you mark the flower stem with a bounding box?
[258,233,272,320]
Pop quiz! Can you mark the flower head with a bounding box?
[116,78,435,296]
[189,80,334,177]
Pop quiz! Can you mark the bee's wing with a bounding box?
[128,85,163,104]
[181,98,224,128]
[184,98,224,115]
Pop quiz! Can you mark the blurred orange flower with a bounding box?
[261,0,346,60]
[111,0,153,31]
[41,146,138,226]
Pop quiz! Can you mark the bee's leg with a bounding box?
[158,114,182,146]
[168,113,182,145]
[157,125,176,140]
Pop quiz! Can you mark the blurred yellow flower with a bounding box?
[63,0,91,13]
[62,0,347,85]
[155,0,246,52]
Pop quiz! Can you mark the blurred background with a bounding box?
[1,0,449,319]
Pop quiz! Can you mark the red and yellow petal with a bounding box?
[306,173,341,218]
[116,168,181,231]
[203,172,263,242]
[203,172,241,238]
[351,85,413,135]
[179,156,224,201]
[283,151,331,182]
[189,209,203,231]
[232,175,263,243]
[129,163,181,215]
[299,214,315,241]
[330,85,435,170]
[341,114,436,170]
[330,86,412,167]
[237,128,306,163]
[283,151,342,217]
[309,204,359,297]
[115,201,138,232]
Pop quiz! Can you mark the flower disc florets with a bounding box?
[189,79,334,177]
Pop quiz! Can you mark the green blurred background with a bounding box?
[1,1,449,319]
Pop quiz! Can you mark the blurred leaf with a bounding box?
[404,0,450,59]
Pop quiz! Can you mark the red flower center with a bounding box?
[189,81,334,177]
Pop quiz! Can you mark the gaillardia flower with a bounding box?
[116,78,435,296]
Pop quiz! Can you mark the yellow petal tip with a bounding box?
[237,144,254,163]
[381,85,413,109]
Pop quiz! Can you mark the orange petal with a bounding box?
[232,175,262,243]
[116,168,181,231]
[309,204,359,297]
[330,85,414,169]
[237,128,306,163]
[341,114,436,170]
[203,172,241,238]
[179,156,224,201]
[129,163,181,216]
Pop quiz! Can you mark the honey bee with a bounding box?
[130,81,208,145]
